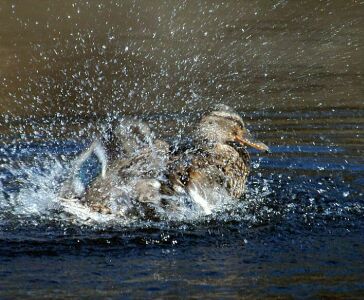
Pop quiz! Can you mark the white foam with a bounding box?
[59,197,115,224]
[188,183,213,215]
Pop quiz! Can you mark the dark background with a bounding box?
[0,0,362,120]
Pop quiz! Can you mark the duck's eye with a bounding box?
[232,126,241,136]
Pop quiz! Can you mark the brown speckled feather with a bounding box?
[168,143,250,200]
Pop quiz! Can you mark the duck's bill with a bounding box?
[235,134,270,152]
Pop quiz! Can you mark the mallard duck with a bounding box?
[162,104,269,214]
[59,105,268,220]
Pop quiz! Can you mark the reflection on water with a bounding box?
[0,1,363,299]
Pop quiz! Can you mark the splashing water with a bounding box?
[1,110,362,232]
[0,120,263,228]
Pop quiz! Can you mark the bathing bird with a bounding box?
[59,105,269,219]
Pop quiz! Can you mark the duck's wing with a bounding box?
[214,143,250,198]
[81,156,136,211]
[59,139,107,200]
[81,139,171,214]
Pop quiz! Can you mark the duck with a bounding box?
[59,105,269,220]
[161,104,269,214]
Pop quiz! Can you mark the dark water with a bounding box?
[1,1,364,299]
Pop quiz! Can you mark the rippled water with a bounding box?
[0,1,363,299]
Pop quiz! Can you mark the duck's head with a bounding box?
[195,104,269,152]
